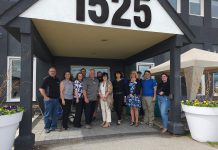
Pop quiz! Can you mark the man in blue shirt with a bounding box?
[141,70,157,127]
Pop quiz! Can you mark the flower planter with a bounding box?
[0,112,23,150]
[182,104,218,142]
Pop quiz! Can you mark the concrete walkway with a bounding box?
[33,115,159,145]
[33,135,218,150]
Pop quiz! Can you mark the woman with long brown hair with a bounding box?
[99,72,113,128]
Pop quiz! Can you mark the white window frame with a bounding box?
[197,75,206,96]
[177,0,181,13]
[212,0,218,19]
[7,56,37,102]
[136,62,155,79]
[189,0,204,17]
[168,0,181,13]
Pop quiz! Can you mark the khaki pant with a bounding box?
[100,99,111,123]
[142,96,155,124]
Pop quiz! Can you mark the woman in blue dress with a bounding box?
[126,71,141,127]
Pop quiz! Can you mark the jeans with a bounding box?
[44,98,60,129]
[157,95,170,129]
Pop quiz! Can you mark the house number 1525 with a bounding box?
[76,0,152,28]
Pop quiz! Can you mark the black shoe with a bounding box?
[74,124,82,128]
[45,129,50,133]
[92,117,96,121]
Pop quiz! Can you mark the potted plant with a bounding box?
[0,74,24,150]
[181,99,218,142]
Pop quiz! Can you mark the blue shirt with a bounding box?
[141,79,157,96]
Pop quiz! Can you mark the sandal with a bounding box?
[101,121,106,127]
[135,122,139,127]
[130,122,135,126]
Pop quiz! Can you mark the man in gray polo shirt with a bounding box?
[83,69,99,129]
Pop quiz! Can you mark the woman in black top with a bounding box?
[112,71,126,125]
[157,73,170,133]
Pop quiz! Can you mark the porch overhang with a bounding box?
[19,0,189,59]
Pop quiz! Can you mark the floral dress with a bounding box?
[126,81,141,108]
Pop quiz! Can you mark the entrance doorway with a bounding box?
[70,65,110,78]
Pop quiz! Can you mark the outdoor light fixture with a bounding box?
[101,39,108,42]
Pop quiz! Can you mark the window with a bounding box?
[212,45,218,53]
[136,62,155,79]
[197,75,205,96]
[71,65,110,78]
[168,0,181,13]
[189,0,204,16]
[7,57,37,102]
[212,0,218,18]
[213,73,218,96]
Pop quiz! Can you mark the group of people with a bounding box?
[39,67,170,134]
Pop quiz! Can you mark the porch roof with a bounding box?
[150,48,218,74]
[19,0,194,59]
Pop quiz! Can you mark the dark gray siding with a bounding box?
[8,33,21,56]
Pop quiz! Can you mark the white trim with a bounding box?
[177,0,181,13]
[136,62,155,79]
[213,73,218,96]
[189,0,204,17]
[6,56,37,102]
[212,0,218,19]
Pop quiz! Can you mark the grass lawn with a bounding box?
[208,142,218,149]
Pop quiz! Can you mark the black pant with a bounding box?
[62,99,72,129]
[113,94,124,120]
[74,98,84,127]
[84,101,96,125]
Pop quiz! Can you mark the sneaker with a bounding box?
[149,123,153,127]
[45,129,50,133]
[49,128,56,132]
[117,120,121,125]
[140,121,146,125]
[85,124,92,129]
[161,128,168,134]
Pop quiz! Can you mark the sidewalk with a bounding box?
[33,135,218,150]
[33,114,159,145]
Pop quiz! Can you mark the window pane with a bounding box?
[213,73,218,96]
[11,59,21,99]
[168,0,177,10]
[212,45,218,53]
[189,0,201,15]
[212,0,218,18]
